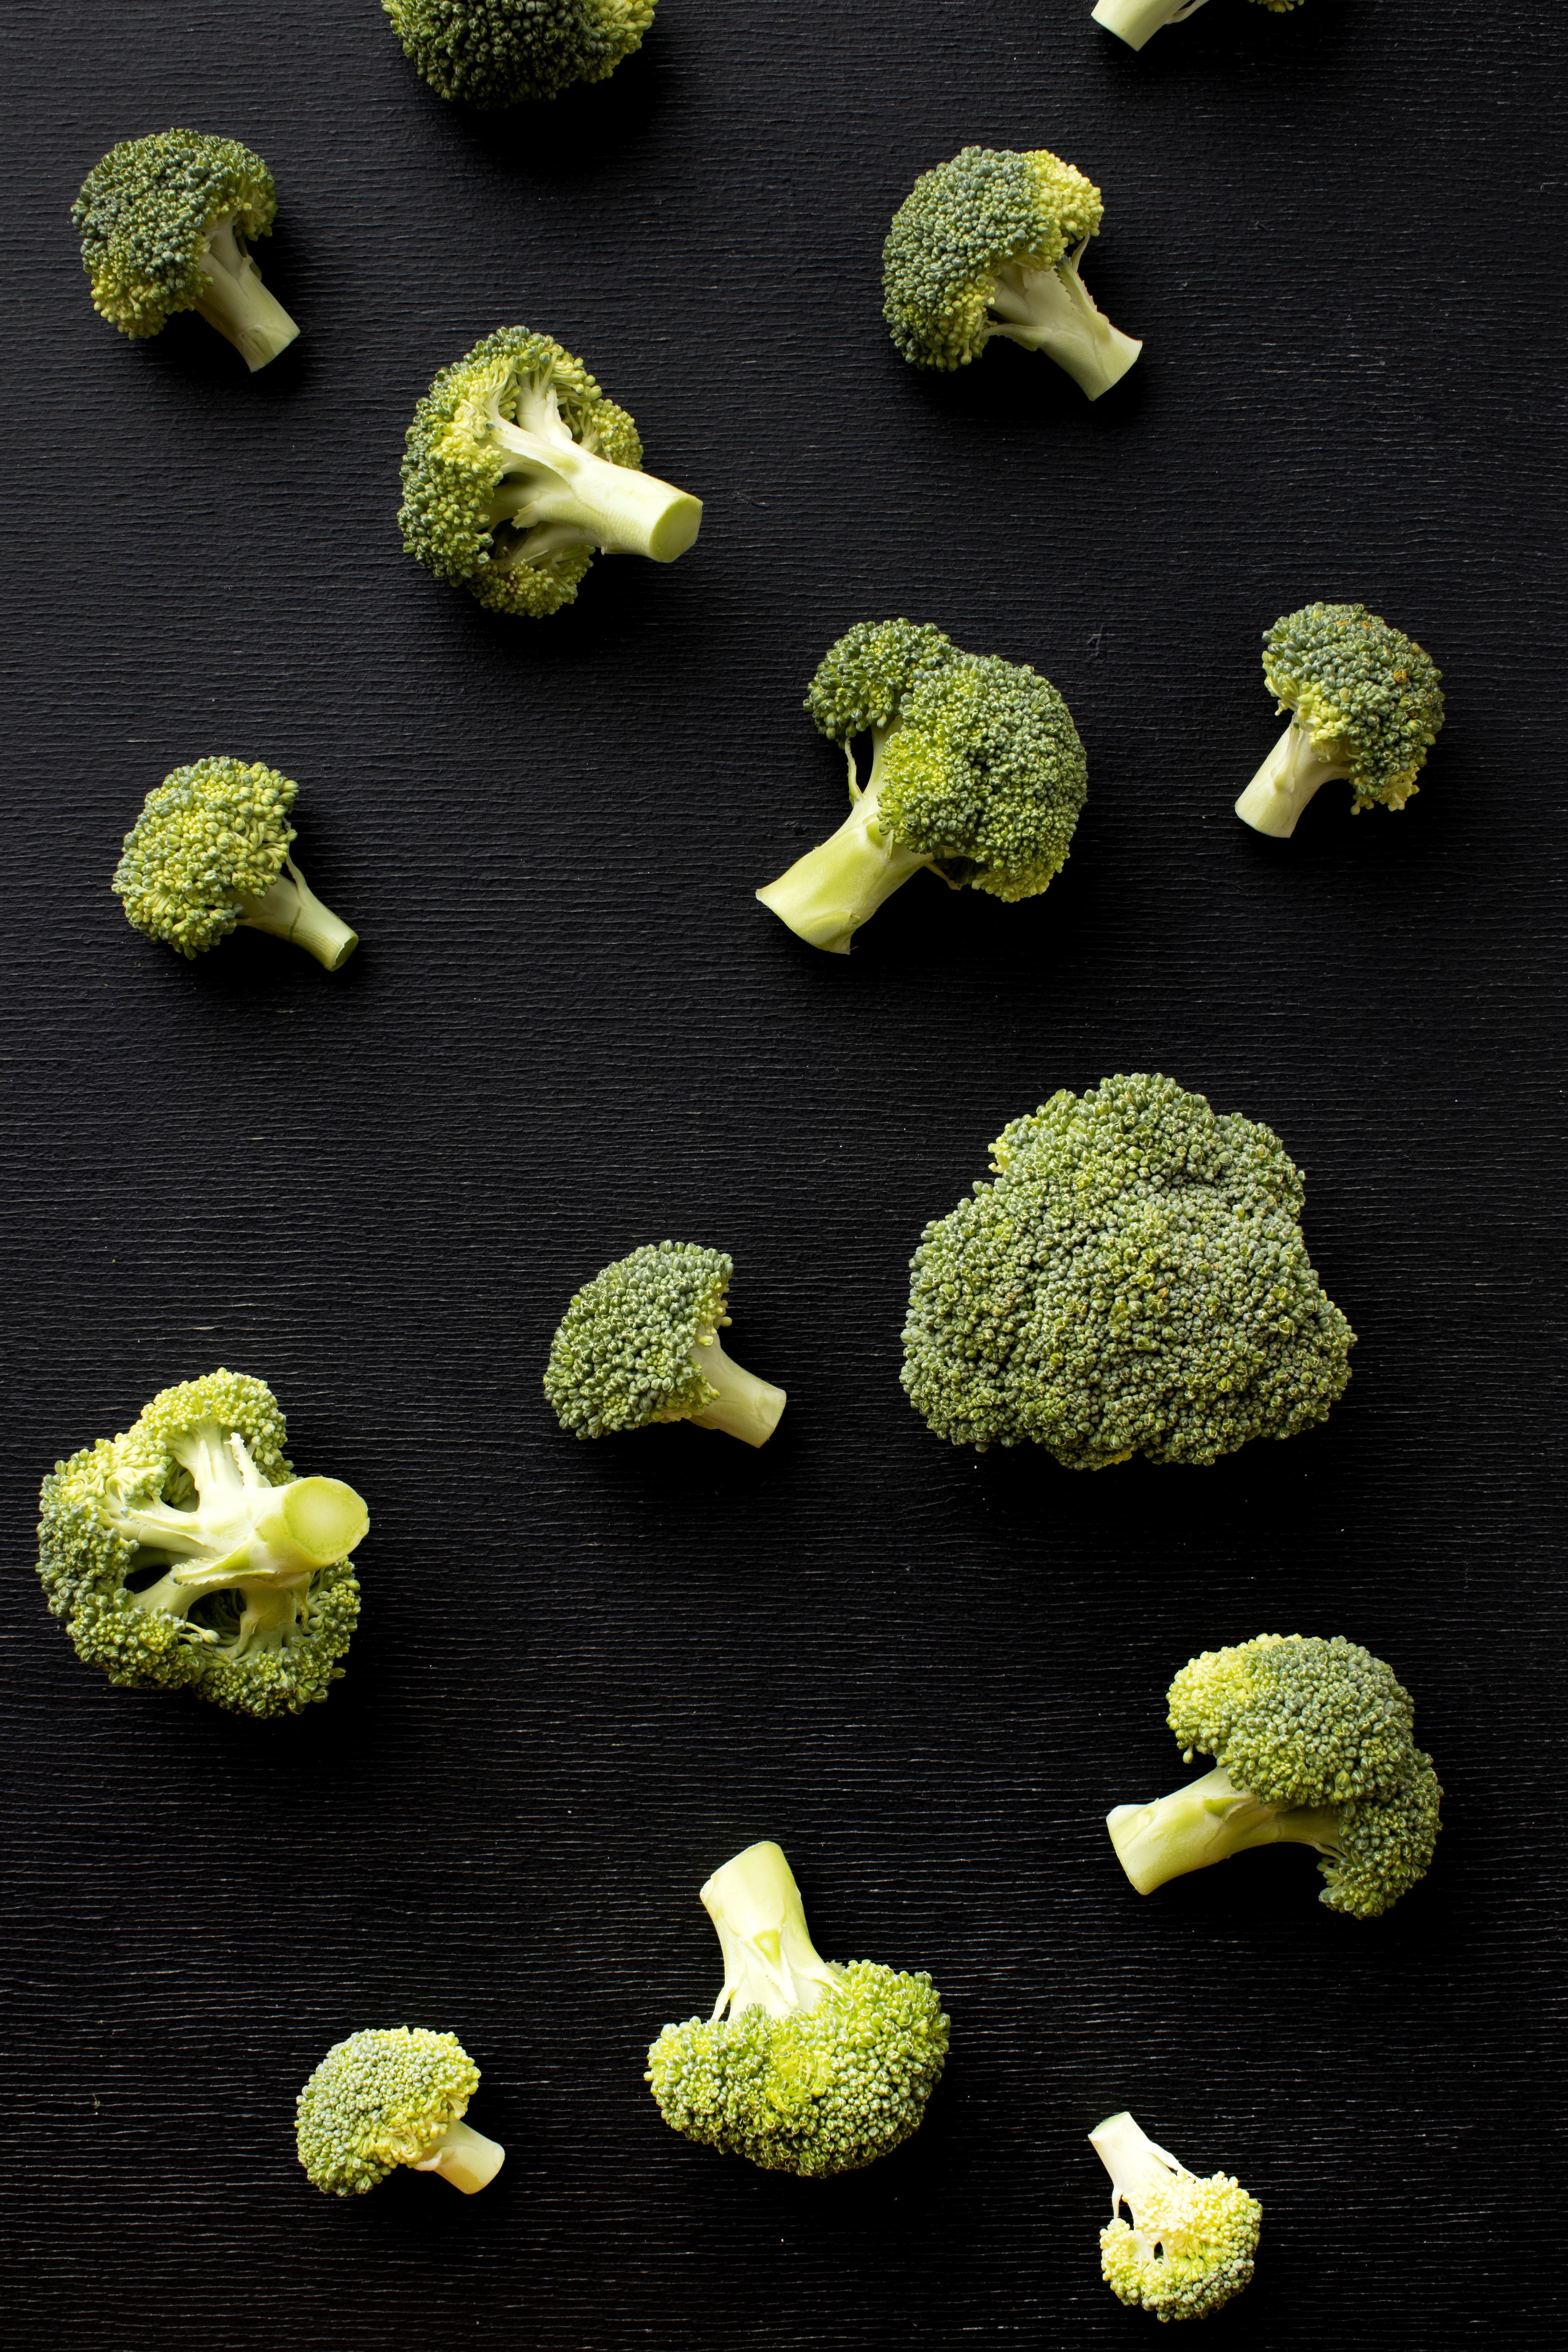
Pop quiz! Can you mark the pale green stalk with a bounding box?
[987,248,1142,400]
[192,219,300,372]
[238,856,358,969]
[688,1334,786,1449]
[1234,717,1350,837]
[1107,1763,1341,1893]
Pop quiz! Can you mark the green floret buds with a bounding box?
[645,1841,950,2177]
[544,1242,786,1446]
[36,1370,369,1717]
[296,2027,505,2196]
[113,757,358,969]
[758,621,1087,954]
[72,128,299,371]
[1089,2110,1261,2323]
[1107,1634,1442,1918]
[383,0,656,106]
[883,146,1140,398]
[1092,0,1301,55]
[399,326,701,619]
[903,1074,1354,1465]
[1236,602,1445,836]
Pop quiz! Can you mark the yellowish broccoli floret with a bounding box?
[296,2027,505,2197]
[1090,2110,1261,2322]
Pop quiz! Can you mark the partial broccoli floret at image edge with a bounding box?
[1236,602,1445,837]
[296,2027,505,2196]
[1090,2109,1261,2322]
[1092,0,1301,54]
[544,1241,785,1446]
[383,0,656,107]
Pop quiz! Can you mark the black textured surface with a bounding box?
[3,2,1564,2344]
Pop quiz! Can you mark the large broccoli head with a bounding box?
[383,0,655,106]
[1236,602,1445,837]
[72,128,300,371]
[1090,2110,1261,2323]
[36,1370,368,1718]
[296,2026,505,2196]
[645,1841,950,2177]
[113,756,357,970]
[543,1241,786,1447]
[399,326,701,620]
[882,146,1139,399]
[902,1074,1354,1464]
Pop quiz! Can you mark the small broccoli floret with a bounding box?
[383,0,655,105]
[113,757,357,970]
[1089,2110,1260,2323]
[645,1841,950,2177]
[758,622,1087,954]
[1236,602,1446,837]
[72,129,300,372]
[399,326,701,619]
[1092,0,1300,54]
[36,1370,369,1718]
[544,1241,785,1447]
[904,1075,1353,1464]
[296,2027,505,2197]
[883,146,1140,399]
[1107,1634,1442,1919]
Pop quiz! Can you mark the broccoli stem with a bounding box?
[192,220,300,373]
[113,1470,369,1591]
[1107,1764,1342,1894]
[987,248,1142,400]
[1234,718,1351,837]
[687,1333,787,1448]
[413,2119,507,2195]
[756,746,931,954]
[701,1841,844,2021]
[1088,2109,1186,2217]
[1091,0,1210,51]
[238,856,358,969]
[489,410,702,564]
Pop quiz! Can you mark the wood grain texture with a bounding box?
[1,1,1564,2343]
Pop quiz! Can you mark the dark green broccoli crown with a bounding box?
[398,325,643,618]
[72,128,277,340]
[544,1241,734,1437]
[35,1368,359,1717]
[296,2027,479,2196]
[113,756,297,957]
[1264,602,1445,812]
[803,621,958,745]
[883,145,1104,371]
[878,652,1087,900]
[902,1073,1355,1464]
[646,1962,949,2177]
[383,0,655,106]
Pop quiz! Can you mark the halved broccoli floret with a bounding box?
[1107,1634,1443,1918]
[1236,602,1446,837]
[36,1370,368,1717]
[645,1841,950,2177]
[72,128,300,372]
[399,326,701,619]
[1089,2110,1261,2322]
[757,621,1087,954]
[1092,0,1301,57]
[113,756,358,970]
[296,2026,505,2196]
[383,0,655,105]
[883,146,1140,399]
[544,1241,786,1447]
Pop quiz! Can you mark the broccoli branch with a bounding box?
[192,219,300,372]
[702,1841,844,2022]
[986,247,1142,400]
[482,375,701,566]
[238,855,358,969]
[104,1426,368,1593]
[1107,1763,1342,1894]
[687,1333,787,1449]
[1091,0,1211,51]
[413,2119,507,2194]
[1235,717,1351,837]
[757,728,932,953]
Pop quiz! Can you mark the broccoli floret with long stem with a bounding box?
[296,2028,505,2197]
[399,327,701,619]
[113,757,358,970]
[1107,1634,1442,1918]
[383,0,655,105]
[883,146,1140,399]
[544,1242,785,1446]
[1092,0,1300,52]
[645,1841,950,2177]
[1236,602,1445,837]
[36,1370,368,1717]
[1089,2110,1261,2322]
[72,129,299,372]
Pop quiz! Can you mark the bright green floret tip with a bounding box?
[543,1242,785,1446]
[296,2026,505,2197]
[383,0,655,106]
[1237,602,1446,836]
[1090,2110,1260,2322]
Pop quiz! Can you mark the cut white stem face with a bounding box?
[482,377,702,567]
[102,1423,368,1594]
[1234,716,1351,837]
[413,2118,507,2194]
[1091,0,1210,52]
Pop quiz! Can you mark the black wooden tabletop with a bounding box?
[4,3,1564,2345]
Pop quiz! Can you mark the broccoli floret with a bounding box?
[399,327,701,620]
[902,1073,1354,1464]
[1107,1634,1442,1919]
[1092,0,1300,51]
[1236,602,1446,838]
[1089,2110,1261,2323]
[645,1841,950,2177]
[296,2027,505,2196]
[36,1370,369,1718]
[757,621,1087,954]
[383,0,654,105]
[882,146,1140,400]
[72,129,300,373]
[544,1241,786,1447]
[113,756,358,971]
